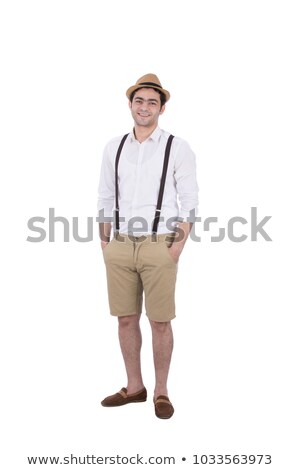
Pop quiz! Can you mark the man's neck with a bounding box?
[134,125,157,143]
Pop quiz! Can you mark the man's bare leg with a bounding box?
[150,320,173,399]
[118,313,145,394]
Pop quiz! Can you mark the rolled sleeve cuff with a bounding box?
[178,207,199,222]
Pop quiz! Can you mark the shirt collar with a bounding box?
[130,126,162,143]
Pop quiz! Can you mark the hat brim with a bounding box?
[126,84,170,102]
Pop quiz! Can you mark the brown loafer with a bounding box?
[154,395,174,419]
[101,387,147,407]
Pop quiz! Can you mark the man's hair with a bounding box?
[129,87,167,108]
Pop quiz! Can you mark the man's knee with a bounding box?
[118,313,141,328]
[150,320,172,333]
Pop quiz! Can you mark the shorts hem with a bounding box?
[110,311,142,317]
[146,313,176,322]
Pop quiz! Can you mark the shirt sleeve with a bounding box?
[173,139,199,221]
[97,143,115,221]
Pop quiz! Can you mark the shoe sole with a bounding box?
[155,412,174,419]
[101,398,147,407]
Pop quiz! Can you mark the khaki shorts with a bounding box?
[102,233,178,322]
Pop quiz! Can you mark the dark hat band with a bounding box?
[138,81,163,89]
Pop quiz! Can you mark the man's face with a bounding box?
[129,88,165,128]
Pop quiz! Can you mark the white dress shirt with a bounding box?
[97,127,199,235]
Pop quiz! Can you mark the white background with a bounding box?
[1,0,299,468]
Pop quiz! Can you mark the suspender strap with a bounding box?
[115,133,129,232]
[152,134,174,234]
[114,133,174,234]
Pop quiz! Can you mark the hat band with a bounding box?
[138,81,163,89]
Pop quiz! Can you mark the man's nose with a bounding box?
[140,101,149,111]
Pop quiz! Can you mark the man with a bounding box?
[98,73,198,419]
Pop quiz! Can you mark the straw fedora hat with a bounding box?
[126,73,170,102]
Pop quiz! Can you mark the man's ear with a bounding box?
[159,105,166,115]
[128,100,132,110]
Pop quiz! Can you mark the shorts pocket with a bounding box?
[162,241,178,265]
[102,239,115,255]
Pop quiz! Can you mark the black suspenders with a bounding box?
[114,133,129,234]
[114,133,175,234]
[152,134,174,234]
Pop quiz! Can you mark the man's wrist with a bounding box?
[101,240,109,250]
[170,242,183,254]
[99,222,112,244]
